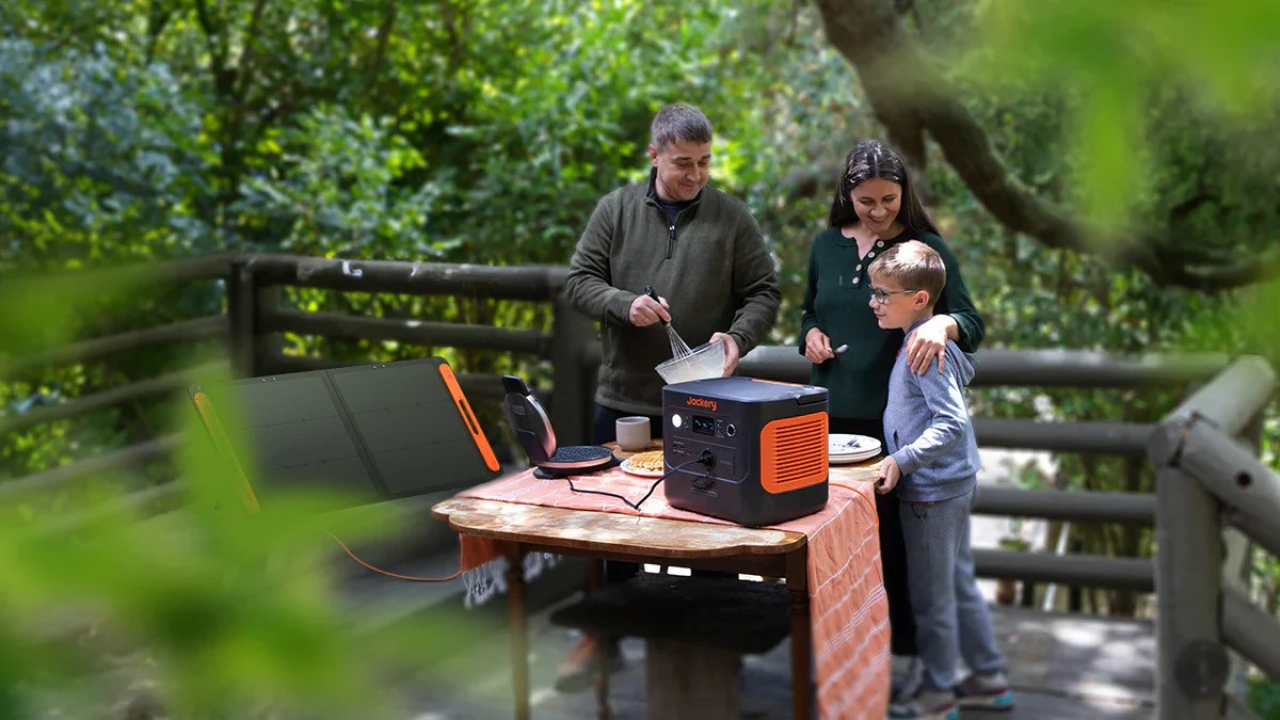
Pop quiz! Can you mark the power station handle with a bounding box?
[643,284,670,326]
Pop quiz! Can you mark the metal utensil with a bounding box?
[644,284,693,361]
[834,344,849,355]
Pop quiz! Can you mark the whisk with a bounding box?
[644,285,693,360]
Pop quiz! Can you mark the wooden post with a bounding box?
[786,547,812,720]
[1176,421,1280,559]
[253,283,282,375]
[1220,410,1265,705]
[550,295,595,446]
[504,543,530,720]
[1068,539,1085,612]
[1148,357,1276,720]
[1155,463,1227,720]
[1169,410,1277,712]
[226,262,257,378]
[587,560,611,720]
[645,639,739,720]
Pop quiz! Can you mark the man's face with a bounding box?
[649,139,711,202]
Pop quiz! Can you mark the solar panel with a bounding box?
[190,358,500,510]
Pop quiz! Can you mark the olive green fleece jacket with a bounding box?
[564,170,781,416]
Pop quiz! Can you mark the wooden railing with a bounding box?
[0,255,233,519]
[1147,357,1278,718]
[2,254,1277,717]
[736,346,1241,595]
[227,254,595,437]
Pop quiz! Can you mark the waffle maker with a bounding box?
[502,375,619,478]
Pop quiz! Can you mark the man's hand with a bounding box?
[710,332,740,376]
[876,456,901,495]
[629,293,671,327]
[904,315,954,375]
[803,327,835,364]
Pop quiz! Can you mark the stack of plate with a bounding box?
[828,433,882,464]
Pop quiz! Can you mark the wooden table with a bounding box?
[431,462,880,720]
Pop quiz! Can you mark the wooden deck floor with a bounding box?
[404,595,1155,719]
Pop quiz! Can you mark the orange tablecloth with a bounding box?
[453,465,891,719]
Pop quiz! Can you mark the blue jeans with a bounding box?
[899,487,1005,690]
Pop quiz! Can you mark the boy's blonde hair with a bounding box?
[868,240,946,308]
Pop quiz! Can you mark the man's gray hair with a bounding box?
[650,103,713,152]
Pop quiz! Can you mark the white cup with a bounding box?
[616,416,651,452]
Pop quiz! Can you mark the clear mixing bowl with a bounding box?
[655,341,726,384]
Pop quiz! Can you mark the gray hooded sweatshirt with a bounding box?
[882,319,981,503]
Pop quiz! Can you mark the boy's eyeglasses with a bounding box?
[869,287,918,305]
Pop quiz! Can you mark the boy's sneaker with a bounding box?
[888,688,959,720]
[954,671,1015,710]
[890,655,923,703]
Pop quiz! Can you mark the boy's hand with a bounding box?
[876,456,900,494]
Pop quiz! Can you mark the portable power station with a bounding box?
[663,377,829,526]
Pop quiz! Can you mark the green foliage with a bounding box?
[2,0,1279,712]
[0,39,212,266]
[236,108,440,258]
[966,0,1280,232]
[0,274,482,718]
[1251,674,1280,720]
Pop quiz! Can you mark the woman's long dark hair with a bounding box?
[827,140,938,235]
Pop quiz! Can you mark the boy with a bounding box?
[868,241,1014,719]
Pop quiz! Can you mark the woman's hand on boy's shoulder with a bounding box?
[905,315,957,374]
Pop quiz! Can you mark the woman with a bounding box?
[799,139,985,697]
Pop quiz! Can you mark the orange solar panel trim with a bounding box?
[760,412,828,494]
[437,363,501,472]
[192,391,261,514]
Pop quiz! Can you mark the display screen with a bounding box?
[691,414,716,436]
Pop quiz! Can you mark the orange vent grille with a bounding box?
[760,412,828,494]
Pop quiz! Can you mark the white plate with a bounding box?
[830,449,881,465]
[620,457,664,478]
[829,433,881,455]
[830,446,880,457]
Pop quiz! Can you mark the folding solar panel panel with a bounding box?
[327,359,500,497]
[190,358,500,510]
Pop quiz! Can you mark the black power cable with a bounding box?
[563,451,715,511]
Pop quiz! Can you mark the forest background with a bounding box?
[1,0,1278,717]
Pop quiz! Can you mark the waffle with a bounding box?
[627,450,664,473]
[549,446,613,462]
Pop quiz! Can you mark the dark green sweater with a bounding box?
[798,227,984,420]
[564,170,781,416]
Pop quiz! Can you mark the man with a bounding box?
[564,102,780,437]
[555,103,781,690]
